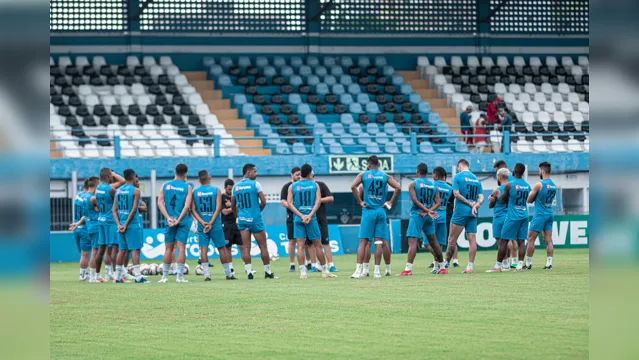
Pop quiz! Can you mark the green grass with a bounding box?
[50,249,589,359]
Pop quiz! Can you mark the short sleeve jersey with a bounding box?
[193,185,222,228]
[434,180,452,220]
[281,181,294,222]
[232,178,263,223]
[83,193,100,233]
[315,181,332,225]
[506,178,531,220]
[361,169,388,209]
[534,178,557,216]
[115,184,140,225]
[493,184,508,219]
[73,191,87,229]
[410,178,437,216]
[291,179,318,222]
[452,170,483,217]
[96,182,115,224]
[162,180,191,223]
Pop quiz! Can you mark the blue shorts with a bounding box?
[406,215,435,239]
[164,218,192,244]
[89,232,99,249]
[198,228,226,249]
[492,217,506,239]
[501,218,529,241]
[530,214,554,233]
[74,229,91,253]
[294,219,321,241]
[358,207,389,241]
[98,223,119,246]
[238,220,265,234]
[118,223,143,250]
[451,212,478,233]
[434,221,447,246]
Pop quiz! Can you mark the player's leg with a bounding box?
[350,238,369,278]
[362,243,371,275]
[353,209,373,278]
[306,239,319,272]
[296,238,307,278]
[508,240,518,268]
[238,228,254,279]
[304,246,312,270]
[425,234,445,272]
[487,237,505,272]
[287,221,296,272]
[114,231,128,283]
[175,240,188,282]
[525,229,540,269]
[211,229,235,280]
[382,240,392,275]
[463,217,478,273]
[444,223,464,262]
[160,226,177,282]
[88,233,100,282]
[373,238,384,277]
[199,231,211,280]
[321,224,336,272]
[126,225,147,283]
[542,226,554,269]
[398,237,419,276]
[254,222,277,279]
[79,251,90,282]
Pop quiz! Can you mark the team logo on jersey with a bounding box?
[464,177,469,182]
[515,185,521,190]
[296,186,301,191]
[235,186,240,192]
[367,174,372,179]
[197,192,202,196]
[166,185,171,190]
[546,184,551,189]
[420,183,425,188]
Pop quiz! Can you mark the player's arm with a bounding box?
[320,183,334,204]
[472,193,484,217]
[90,195,99,212]
[453,189,474,207]
[190,200,206,226]
[429,187,441,213]
[231,195,238,218]
[109,171,126,193]
[409,182,429,213]
[280,184,290,209]
[69,216,85,231]
[122,189,140,229]
[350,173,364,206]
[385,175,401,207]
[256,181,267,211]
[488,188,501,208]
[138,200,147,213]
[157,186,172,221]
[286,186,305,219]
[112,195,121,227]
[208,188,223,226]
[528,183,542,203]
[308,185,322,218]
[175,185,193,223]
[501,183,511,204]
[222,205,234,216]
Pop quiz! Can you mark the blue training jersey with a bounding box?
[452,170,483,217]
[361,169,388,209]
[506,178,531,220]
[493,184,508,219]
[291,179,318,221]
[73,191,87,230]
[84,192,100,233]
[95,182,115,224]
[162,179,191,223]
[115,184,140,225]
[193,185,222,229]
[410,178,437,216]
[534,178,557,216]
[233,178,263,223]
[434,180,452,222]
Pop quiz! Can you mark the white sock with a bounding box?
[171,262,177,274]
[177,263,185,280]
[438,262,446,270]
[355,263,362,273]
[300,266,307,275]
[385,264,391,273]
[526,256,533,266]
[106,266,113,276]
[467,262,474,270]
[264,264,271,274]
[96,272,102,279]
[133,265,142,281]
[374,265,380,274]
[452,258,459,265]
[517,260,524,268]
[290,262,295,266]
[495,261,501,269]
[405,263,413,271]
[162,263,170,278]
[502,259,509,268]
[511,257,517,265]
[363,263,369,273]
[329,262,334,267]
[322,264,328,274]
[245,263,253,274]
[305,260,311,266]
[221,263,229,277]
[89,268,96,281]
[546,256,553,266]
[315,262,321,269]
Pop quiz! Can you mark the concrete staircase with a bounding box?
[50,141,62,158]
[396,71,460,134]
[183,72,271,156]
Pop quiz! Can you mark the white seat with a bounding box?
[196,104,211,116]
[571,66,584,81]
[467,56,480,69]
[524,83,537,95]
[85,94,100,107]
[143,56,157,68]
[553,112,566,125]
[149,65,164,78]
[558,83,570,99]
[64,148,82,158]
[106,124,122,136]
[550,139,567,152]
[101,95,117,107]
[533,92,546,104]
[122,125,141,138]
[494,83,507,96]
[173,145,191,157]
[503,92,516,106]
[154,141,173,157]
[518,93,531,104]
[137,143,156,157]
[203,113,219,126]
[515,140,532,153]
[75,56,90,69]
[166,65,180,79]
[567,139,583,152]
[50,56,55,66]
[188,94,203,105]
[578,102,589,118]
[529,57,542,69]
[126,56,140,68]
[120,141,138,157]
[174,74,188,88]
[159,56,173,67]
[512,101,525,114]
[513,56,526,70]
[551,92,564,105]
[77,85,92,97]
[561,102,574,120]
[450,56,464,68]
[481,56,495,69]
[538,111,551,125]
[159,124,175,137]
[136,95,151,107]
[561,56,574,68]
[180,86,196,95]
[50,103,55,115]
[434,56,447,69]
[113,85,128,97]
[545,56,558,69]
[92,56,106,69]
[533,139,549,153]
[141,124,158,137]
[83,144,100,158]
[496,56,509,69]
[572,112,584,125]
[58,56,72,69]
[417,56,430,67]
[578,56,589,69]
[131,84,146,96]
[100,147,114,158]
[508,84,521,95]
[522,112,535,130]
[567,92,580,106]
[583,138,590,152]
[191,144,210,157]
[527,101,541,113]
[119,95,134,107]
[166,139,183,148]
[93,86,112,97]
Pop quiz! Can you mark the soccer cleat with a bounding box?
[226,275,238,280]
[444,262,450,269]
[204,276,211,281]
[439,268,449,274]
[176,278,189,283]
[329,265,339,272]
[300,273,307,279]
[396,270,412,276]
[385,271,391,277]
[289,265,296,272]
[114,278,130,283]
[135,277,150,283]
[361,272,369,277]
[322,272,337,278]
[305,263,312,271]
[95,277,106,282]
[248,273,254,280]
[106,273,115,281]
[350,272,361,279]
[485,267,502,273]
[453,262,460,268]
[373,273,382,279]
[427,263,434,269]
[123,273,135,281]
[524,265,532,270]
[309,266,318,273]
[230,267,235,274]
[514,266,524,272]
[431,268,441,274]
[265,272,278,279]
[510,263,518,269]
[543,265,552,270]
[158,278,168,283]
[462,268,473,274]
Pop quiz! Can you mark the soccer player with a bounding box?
[350,155,401,279]
[232,163,277,280]
[499,163,531,272]
[486,167,511,272]
[94,168,125,281]
[119,175,145,282]
[112,168,149,283]
[397,163,445,276]
[525,162,557,270]
[68,180,91,281]
[221,179,244,275]
[82,177,101,282]
[310,173,338,272]
[158,163,193,283]
[443,158,484,274]
[287,164,337,279]
[280,167,301,272]
[356,184,393,276]
[192,170,236,280]
[494,160,517,268]
[429,166,454,269]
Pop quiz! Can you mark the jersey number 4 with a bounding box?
[367,180,384,196]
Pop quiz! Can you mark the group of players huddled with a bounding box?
[69,155,557,283]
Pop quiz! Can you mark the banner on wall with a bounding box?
[328,155,393,174]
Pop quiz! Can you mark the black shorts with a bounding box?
[223,223,242,247]
[287,221,295,241]
[304,222,329,246]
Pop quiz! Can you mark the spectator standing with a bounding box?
[460,105,473,144]
[487,96,501,123]
[496,108,513,153]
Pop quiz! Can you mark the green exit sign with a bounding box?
[328,155,394,174]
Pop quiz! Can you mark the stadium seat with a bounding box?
[419,142,435,154]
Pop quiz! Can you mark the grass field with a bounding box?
[50,249,589,359]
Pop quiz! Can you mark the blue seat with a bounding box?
[341,113,354,125]
[292,142,308,154]
[297,103,311,115]
[266,133,279,145]
[324,57,336,67]
[409,93,422,104]
[392,75,405,86]
[331,122,345,135]
[315,66,327,77]
[340,94,353,105]
[290,75,303,87]
[340,56,353,67]
[314,123,327,135]
[418,101,432,113]
[401,142,412,153]
[357,93,371,105]
[291,56,303,68]
[233,94,247,107]
[209,65,223,77]
[358,133,371,145]
[329,142,345,154]
[339,75,353,86]
[455,141,470,153]
[218,75,232,87]
[349,123,363,135]
[220,57,233,68]
[428,112,442,124]
[259,123,272,136]
[366,123,379,135]
[446,131,458,143]
[366,103,380,114]
[324,75,336,86]
[307,56,320,67]
[392,132,407,143]
[299,65,312,77]
[331,66,344,77]
[376,133,390,145]
[384,122,398,134]
[305,113,318,125]
[400,84,414,95]
[348,84,361,95]
[366,142,381,153]
[288,93,302,105]
[419,141,435,154]
[374,56,387,67]
[250,114,264,126]
[238,56,251,68]
[273,56,286,68]
[332,84,346,95]
[281,66,294,77]
[256,56,268,68]
[437,147,454,154]
[316,83,329,96]
[322,133,336,144]
[263,66,276,77]
[340,133,355,145]
[437,123,449,134]
[242,103,256,117]
[358,56,371,67]
[383,65,395,77]
[307,75,320,87]
[385,141,400,154]
[349,102,363,114]
[275,142,291,154]
[203,57,215,67]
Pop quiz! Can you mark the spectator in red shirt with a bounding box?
[486,97,501,123]
[474,112,488,145]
